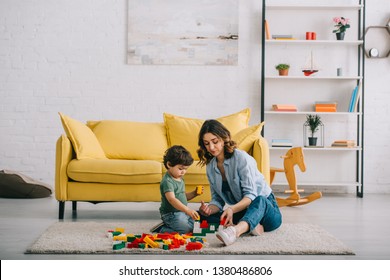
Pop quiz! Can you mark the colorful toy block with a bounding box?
[186,242,203,251]
[113,241,126,250]
[115,227,125,233]
[108,227,207,251]
[144,236,159,248]
[196,185,204,195]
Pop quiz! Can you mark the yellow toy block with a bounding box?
[113,235,127,241]
[115,227,125,233]
[144,236,159,248]
[196,185,203,195]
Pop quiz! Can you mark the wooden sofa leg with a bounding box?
[59,201,65,220]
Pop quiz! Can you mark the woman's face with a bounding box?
[202,132,224,158]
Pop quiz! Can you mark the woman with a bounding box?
[197,119,282,246]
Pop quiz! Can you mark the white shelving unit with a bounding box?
[260,0,365,196]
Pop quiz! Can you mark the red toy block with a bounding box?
[200,220,209,228]
[157,233,174,239]
[186,242,203,251]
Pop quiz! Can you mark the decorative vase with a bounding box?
[336,32,345,40]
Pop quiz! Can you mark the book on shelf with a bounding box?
[272,139,293,147]
[315,101,337,112]
[274,38,297,40]
[331,140,356,148]
[315,101,338,106]
[352,83,362,112]
[315,107,337,112]
[264,20,271,40]
[272,35,293,39]
[348,85,359,112]
[272,104,297,112]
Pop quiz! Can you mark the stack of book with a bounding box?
[315,101,337,112]
[272,104,297,112]
[331,140,356,148]
[272,139,293,147]
[272,35,295,40]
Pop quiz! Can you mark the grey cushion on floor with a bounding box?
[0,170,52,198]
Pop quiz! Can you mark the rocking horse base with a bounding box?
[276,191,322,207]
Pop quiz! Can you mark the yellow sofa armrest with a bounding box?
[55,135,74,201]
[251,137,271,186]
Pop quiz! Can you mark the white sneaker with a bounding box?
[216,226,237,246]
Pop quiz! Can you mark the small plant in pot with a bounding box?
[275,63,290,76]
[304,114,323,146]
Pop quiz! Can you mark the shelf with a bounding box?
[265,111,361,116]
[266,40,363,46]
[261,0,365,197]
[270,146,361,151]
[265,76,362,80]
[267,5,363,11]
[271,182,361,188]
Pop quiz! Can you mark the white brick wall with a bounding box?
[0,0,389,193]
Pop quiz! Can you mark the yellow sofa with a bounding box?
[55,109,270,219]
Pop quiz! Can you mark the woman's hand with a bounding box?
[199,201,212,216]
[221,207,234,226]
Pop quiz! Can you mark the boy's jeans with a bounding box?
[160,211,194,234]
[199,193,282,232]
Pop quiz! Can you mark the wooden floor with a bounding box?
[1,193,390,260]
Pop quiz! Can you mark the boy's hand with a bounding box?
[195,185,204,196]
[186,208,200,220]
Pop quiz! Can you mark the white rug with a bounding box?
[25,221,354,255]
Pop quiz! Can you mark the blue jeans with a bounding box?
[160,211,194,234]
[199,193,282,232]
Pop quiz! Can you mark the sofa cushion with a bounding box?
[182,161,209,185]
[87,121,168,161]
[164,108,250,159]
[67,159,162,184]
[217,108,251,135]
[233,122,265,152]
[59,113,107,160]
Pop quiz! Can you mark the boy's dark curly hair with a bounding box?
[163,145,194,169]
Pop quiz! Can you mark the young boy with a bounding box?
[152,145,203,234]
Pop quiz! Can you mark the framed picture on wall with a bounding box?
[127,0,238,65]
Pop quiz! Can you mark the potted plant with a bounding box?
[304,114,323,146]
[332,17,350,40]
[275,63,290,76]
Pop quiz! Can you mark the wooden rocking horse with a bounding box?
[270,147,322,207]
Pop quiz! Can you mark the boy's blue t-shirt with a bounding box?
[159,172,188,215]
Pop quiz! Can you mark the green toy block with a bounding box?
[113,242,125,250]
[127,236,136,242]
